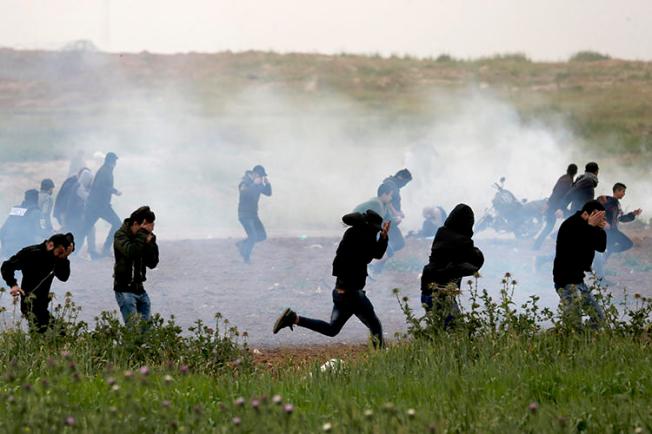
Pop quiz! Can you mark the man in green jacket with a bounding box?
[113,206,159,324]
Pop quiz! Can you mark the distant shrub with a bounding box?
[570,51,611,62]
[484,53,531,63]
[435,54,456,63]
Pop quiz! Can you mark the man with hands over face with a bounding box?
[553,200,608,327]
[1,233,75,332]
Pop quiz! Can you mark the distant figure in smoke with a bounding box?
[82,152,122,259]
[369,169,412,274]
[532,163,578,250]
[236,165,272,263]
[0,189,44,258]
[113,206,159,324]
[273,210,390,348]
[561,162,599,214]
[353,182,394,218]
[420,204,484,327]
[38,178,56,235]
[54,168,96,253]
[593,183,643,279]
[409,206,448,239]
[1,233,74,333]
[553,200,607,327]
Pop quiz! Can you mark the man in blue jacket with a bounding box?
[236,165,272,263]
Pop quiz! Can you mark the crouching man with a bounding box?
[553,200,607,328]
[113,206,159,324]
[1,233,74,333]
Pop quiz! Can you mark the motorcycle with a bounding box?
[475,177,547,239]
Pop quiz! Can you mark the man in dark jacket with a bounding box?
[273,210,390,348]
[532,164,577,250]
[592,183,643,279]
[1,233,74,332]
[83,152,122,258]
[553,200,607,327]
[561,162,599,214]
[0,189,44,258]
[420,204,484,325]
[113,206,159,324]
[236,165,272,263]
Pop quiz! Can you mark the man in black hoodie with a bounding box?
[113,206,159,324]
[553,200,607,326]
[561,162,599,214]
[1,233,74,332]
[420,204,484,325]
[533,164,578,250]
[82,152,122,258]
[273,210,390,348]
[236,165,272,263]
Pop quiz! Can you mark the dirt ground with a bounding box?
[1,227,650,350]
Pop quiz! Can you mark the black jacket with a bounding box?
[553,212,606,287]
[113,221,159,293]
[562,172,598,213]
[1,242,70,309]
[547,174,574,211]
[0,200,44,257]
[88,164,117,209]
[238,177,272,218]
[332,222,387,291]
[421,204,484,294]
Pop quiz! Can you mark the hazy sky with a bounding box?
[2,0,651,60]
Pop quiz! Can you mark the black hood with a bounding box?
[444,204,474,238]
[21,189,39,208]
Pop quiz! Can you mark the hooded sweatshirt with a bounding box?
[331,212,388,291]
[421,204,484,294]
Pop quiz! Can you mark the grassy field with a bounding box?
[0,49,651,162]
[2,281,652,433]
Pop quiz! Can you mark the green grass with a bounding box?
[2,280,652,432]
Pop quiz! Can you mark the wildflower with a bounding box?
[323,422,333,432]
[123,370,134,380]
[111,384,120,392]
[634,428,643,434]
[364,409,373,419]
[634,293,642,299]
[61,351,71,360]
[251,399,260,411]
[22,384,32,393]
[242,331,249,338]
[64,416,75,427]
[109,406,117,414]
[179,365,189,375]
[528,401,539,414]
[505,272,512,278]
[382,402,395,413]
[161,400,171,408]
[139,366,150,376]
[402,296,409,302]
[193,404,203,415]
[283,404,294,415]
[392,288,400,295]
[232,417,241,426]
[512,280,518,286]
[164,374,173,384]
[40,379,49,389]
[407,408,416,418]
[106,377,117,386]
[272,394,283,405]
[234,397,245,407]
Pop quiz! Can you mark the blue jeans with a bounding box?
[238,215,267,261]
[115,291,151,324]
[297,289,384,348]
[557,282,605,327]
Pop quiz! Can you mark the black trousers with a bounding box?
[21,298,51,333]
[82,205,121,255]
[533,210,556,250]
[297,287,384,348]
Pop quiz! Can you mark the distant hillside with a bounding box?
[0,48,651,162]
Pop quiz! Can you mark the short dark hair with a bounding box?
[613,182,627,192]
[581,200,605,214]
[585,162,599,174]
[48,233,73,249]
[129,206,156,224]
[41,178,55,191]
[567,164,578,176]
[377,182,394,197]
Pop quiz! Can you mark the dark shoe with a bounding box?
[273,308,296,334]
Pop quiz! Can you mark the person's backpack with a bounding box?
[53,175,79,225]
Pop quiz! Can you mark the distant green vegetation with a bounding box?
[0,49,651,163]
